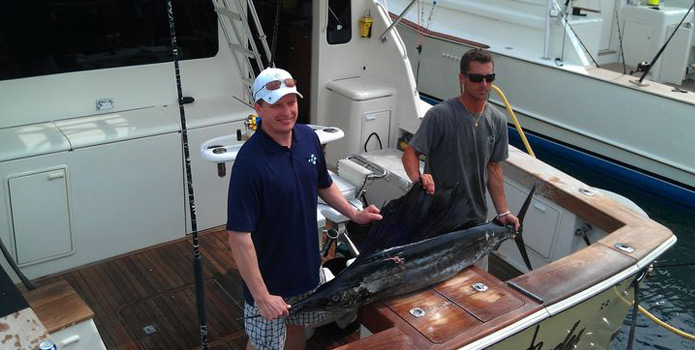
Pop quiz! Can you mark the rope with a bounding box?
[615,285,695,341]
[626,277,640,350]
[637,304,695,341]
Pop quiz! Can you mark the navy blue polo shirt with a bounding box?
[226,123,333,304]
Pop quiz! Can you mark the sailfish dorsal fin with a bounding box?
[356,183,473,260]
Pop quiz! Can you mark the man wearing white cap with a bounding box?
[226,67,382,350]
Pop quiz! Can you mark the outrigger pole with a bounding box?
[165,1,209,349]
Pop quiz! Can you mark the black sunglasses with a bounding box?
[464,73,496,83]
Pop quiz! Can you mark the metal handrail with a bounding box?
[380,0,417,42]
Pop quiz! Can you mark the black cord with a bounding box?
[652,262,695,269]
[626,278,640,350]
[364,132,383,152]
[166,1,208,348]
[0,237,35,290]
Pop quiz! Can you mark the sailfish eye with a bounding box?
[331,294,340,302]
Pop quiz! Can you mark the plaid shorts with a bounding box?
[244,270,327,349]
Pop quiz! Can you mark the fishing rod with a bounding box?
[634,2,695,84]
[613,9,626,74]
[165,1,209,349]
[270,0,281,67]
[553,2,600,68]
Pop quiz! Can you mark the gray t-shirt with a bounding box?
[409,97,509,223]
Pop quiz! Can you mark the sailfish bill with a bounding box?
[290,184,537,315]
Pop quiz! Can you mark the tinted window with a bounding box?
[327,0,351,45]
[0,0,218,81]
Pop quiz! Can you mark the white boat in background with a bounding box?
[0,0,677,349]
[386,0,695,207]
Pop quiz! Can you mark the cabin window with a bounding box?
[0,0,218,81]
[327,0,351,45]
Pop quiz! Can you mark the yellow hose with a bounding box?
[491,82,694,342]
[615,287,695,340]
[487,87,694,341]
[636,304,695,340]
[490,85,536,159]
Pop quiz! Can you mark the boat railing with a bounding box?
[379,0,417,42]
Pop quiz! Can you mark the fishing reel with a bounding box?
[629,61,651,76]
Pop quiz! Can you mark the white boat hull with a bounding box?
[389,0,695,200]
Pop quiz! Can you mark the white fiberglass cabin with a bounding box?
[0,0,675,349]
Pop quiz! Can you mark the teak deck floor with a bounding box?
[33,228,359,350]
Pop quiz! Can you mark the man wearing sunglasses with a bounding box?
[403,48,520,237]
[226,68,382,350]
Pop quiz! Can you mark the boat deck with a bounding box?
[27,228,528,350]
[30,228,359,350]
[23,147,676,349]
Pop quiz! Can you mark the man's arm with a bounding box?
[318,183,382,224]
[402,146,434,194]
[227,231,289,320]
[487,161,520,230]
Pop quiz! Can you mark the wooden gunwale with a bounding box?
[504,147,673,305]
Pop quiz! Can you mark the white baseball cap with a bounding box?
[252,68,303,104]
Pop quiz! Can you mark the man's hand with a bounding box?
[497,213,520,231]
[255,294,291,321]
[419,173,435,195]
[351,205,382,224]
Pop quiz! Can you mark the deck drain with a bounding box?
[143,324,157,335]
[409,307,426,317]
[472,282,489,292]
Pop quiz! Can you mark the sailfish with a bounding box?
[290,183,536,314]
